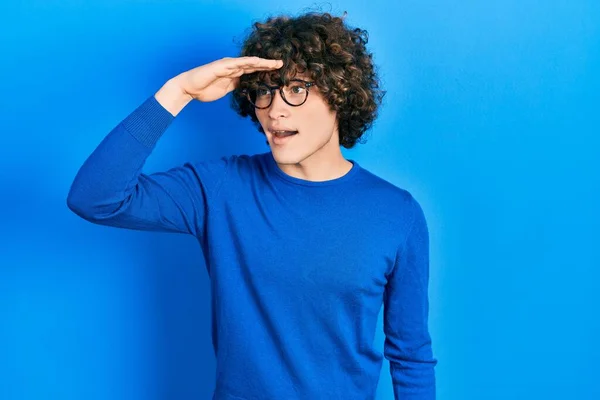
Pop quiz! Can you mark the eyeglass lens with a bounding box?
[248,82,309,108]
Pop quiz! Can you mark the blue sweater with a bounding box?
[67,95,437,400]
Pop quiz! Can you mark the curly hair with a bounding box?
[230,11,385,149]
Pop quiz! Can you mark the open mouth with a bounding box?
[271,130,298,145]
[272,130,298,138]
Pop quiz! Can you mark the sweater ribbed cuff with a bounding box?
[121,95,175,148]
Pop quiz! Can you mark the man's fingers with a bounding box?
[227,56,283,69]
[221,65,278,78]
[241,66,281,74]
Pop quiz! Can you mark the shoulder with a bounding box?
[186,152,271,188]
[352,165,428,244]
[188,152,255,172]
[356,166,421,214]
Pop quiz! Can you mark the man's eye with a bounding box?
[290,85,305,94]
[257,88,271,96]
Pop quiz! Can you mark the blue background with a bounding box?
[1,1,599,399]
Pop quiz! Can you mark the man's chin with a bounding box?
[271,150,303,165]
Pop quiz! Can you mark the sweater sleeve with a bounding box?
[383,195,437,399]
[66,95,231,238]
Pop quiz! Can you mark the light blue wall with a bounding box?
[1,1,598,399]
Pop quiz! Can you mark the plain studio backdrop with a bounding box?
[0,1,598,399]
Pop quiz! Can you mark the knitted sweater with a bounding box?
[67,95,437,399]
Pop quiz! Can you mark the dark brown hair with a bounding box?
[230,11,385,148]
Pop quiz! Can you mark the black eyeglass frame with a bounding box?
[241,79,316,109]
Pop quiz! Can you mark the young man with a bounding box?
[67,12,437,400]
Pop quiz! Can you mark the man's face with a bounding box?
[254,74,340,166]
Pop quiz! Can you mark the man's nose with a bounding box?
[267,90,291,119]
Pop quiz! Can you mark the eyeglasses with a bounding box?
[241,79,316,109]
